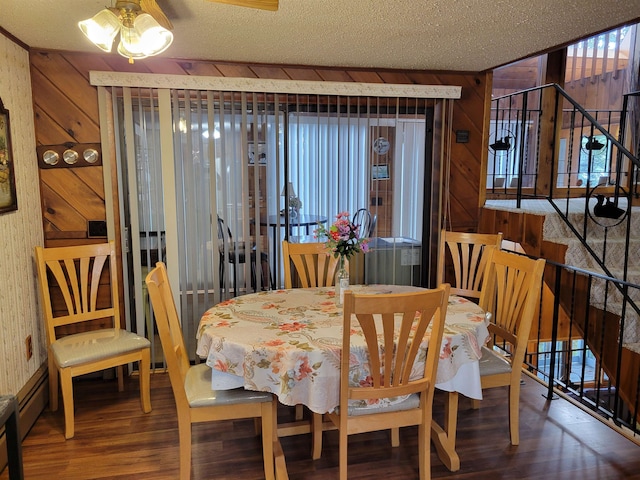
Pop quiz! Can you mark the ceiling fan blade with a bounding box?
[208,0,278,11]
[140,0,174,30]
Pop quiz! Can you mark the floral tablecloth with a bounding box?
[196,285,489,414]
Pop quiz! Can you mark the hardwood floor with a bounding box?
[3,372,640,479]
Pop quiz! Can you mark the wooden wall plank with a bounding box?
[216,64,258,78]
[30,67,100,143]
[251,65,291,79]
[41,169,106,220]
[40,183,88,233]
[282,67,324,81]
[378,71,413,84]
[30,52,100,118]
[315,69,355,82]
[346,71,383,83]
[179,61,224,77]
[61,52,127,81]
[33,105,76,145]
[73,167,105,199]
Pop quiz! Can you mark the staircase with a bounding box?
[484,197,640,346]
[479,84,640,437]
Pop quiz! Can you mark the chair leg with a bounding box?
[261,401,275,480]
[178,414,192,480]
[48,355,58,412]
[339,428,348,480]
[509,383,521,445]
[59,368,74,439]
[311,413,323,460]
[139,349,152,413]
[391,427,400,447]
[116,365,124,392]
[251,259,257,291]
[418,413,431,480]
[273,399,289,480]
[444,391,459,449]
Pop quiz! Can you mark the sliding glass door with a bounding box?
[111,87,433,359]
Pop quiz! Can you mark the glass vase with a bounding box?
[335,256,349,306]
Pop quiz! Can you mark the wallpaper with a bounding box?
[0,34,44,395]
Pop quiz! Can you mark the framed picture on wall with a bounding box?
[248,143,267,165]
[372,164,390,180]
[0,97,17,214]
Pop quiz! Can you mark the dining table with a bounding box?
[196,284,489,472]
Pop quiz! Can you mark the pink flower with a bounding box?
[314,211,371,260]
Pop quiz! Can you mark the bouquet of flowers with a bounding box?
[315,211,370,259]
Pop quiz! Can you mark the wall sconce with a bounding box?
[582,135,606,152]
[37,144,102,169]
[489,128,515,153]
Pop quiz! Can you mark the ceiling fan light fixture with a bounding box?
[78,9,121,52]
[78,2,173,62]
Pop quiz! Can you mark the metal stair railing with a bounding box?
[487,86,640,440]
[488,83,640,296]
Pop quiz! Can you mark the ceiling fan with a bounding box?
[140,0,278,30]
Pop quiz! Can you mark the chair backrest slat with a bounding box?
[36,242,119,344]
[437,230,503,299]
[479,248,545,363]
[282,241,340,289]
[343,284,450,403]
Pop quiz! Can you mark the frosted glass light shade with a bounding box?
[134,13,174,56]
[78,9,120,52]
[118,26,149,60]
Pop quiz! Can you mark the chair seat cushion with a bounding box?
[341,393,420,417]
[51,328,150,368]
[478,346,512,376]
[186,363,272,407]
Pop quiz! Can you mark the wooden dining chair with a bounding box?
[282,240,341,423]
[217,216,272,293]
[437,230,503,300]
[145,262,277,480]
[324,284,450,480]
[35,241,152,439]
[352,208,377,239]
[282,240,340,288]
[476,247,545,445]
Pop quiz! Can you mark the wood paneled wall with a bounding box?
[30,50,490,246]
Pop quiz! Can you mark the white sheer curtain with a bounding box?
[288,114,369,230]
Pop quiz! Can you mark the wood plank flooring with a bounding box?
[3,372,640,479]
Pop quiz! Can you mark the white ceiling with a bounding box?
[1,0,640,72]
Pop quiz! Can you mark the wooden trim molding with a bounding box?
[89,71,462,99]
[0,363,48,473]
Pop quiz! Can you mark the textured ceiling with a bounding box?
[1,0,640,72]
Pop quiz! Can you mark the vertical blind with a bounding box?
[113,87,431,358]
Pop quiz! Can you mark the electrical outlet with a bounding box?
[26,335,33,360]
